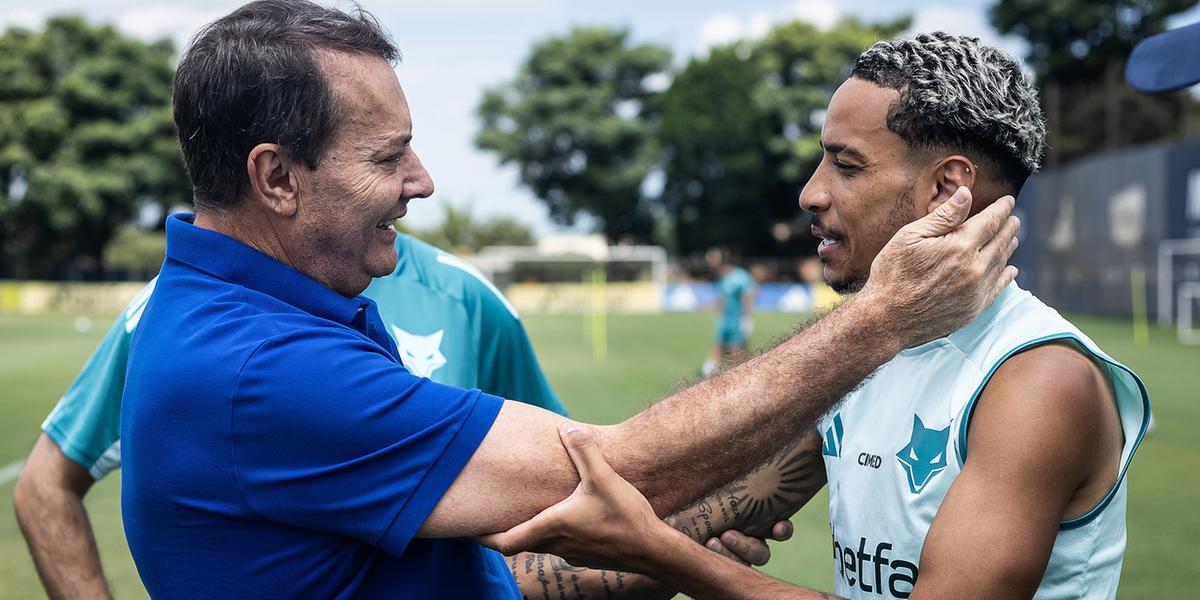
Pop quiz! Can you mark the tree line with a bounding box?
[1,1,1196,279]
[479,0,1199,257]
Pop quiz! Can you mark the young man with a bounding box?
[483,33,1150,600]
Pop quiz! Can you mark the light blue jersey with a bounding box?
[42,233,565,480]
[817,284,1149,599]
[714,267,755,346]
[717,267,754,322]
[41,281,156,479]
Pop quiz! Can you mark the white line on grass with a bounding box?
[0,460,25,484]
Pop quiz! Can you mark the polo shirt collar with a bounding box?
[164,213,369,325]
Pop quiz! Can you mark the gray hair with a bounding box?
[852,32,1045,192]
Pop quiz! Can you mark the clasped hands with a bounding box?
[479,422,792,575]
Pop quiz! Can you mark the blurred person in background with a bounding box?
[701,250,757,377]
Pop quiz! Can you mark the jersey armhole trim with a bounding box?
[954,332,1151,531]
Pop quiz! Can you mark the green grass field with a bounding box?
[1,310,1197,598]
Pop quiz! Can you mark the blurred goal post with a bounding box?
[472,237,672,316]
[1157,238,1200,345]
[473,239,668,315]
[473,239,668,360]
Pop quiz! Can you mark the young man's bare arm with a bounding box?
[669,431,826,544]
[507,503,790,599]
[910,343,1123,599]
[482,424,844,600]
[13,434,112,600]
[422,189,1021,538]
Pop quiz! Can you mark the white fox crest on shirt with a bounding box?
[389,326,447,378]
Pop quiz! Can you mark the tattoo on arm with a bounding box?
[511,553,634,600]
[670,432,826,541]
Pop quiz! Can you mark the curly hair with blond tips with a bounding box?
[852,32,1046,193]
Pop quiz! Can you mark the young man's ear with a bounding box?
[924,155,976,215]
[246,143,300,217]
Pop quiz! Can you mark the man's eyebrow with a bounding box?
[820,140,867,161]
[358,132,412,153]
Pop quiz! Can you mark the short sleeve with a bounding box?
[42,280,156,479]
[230,327,504,557]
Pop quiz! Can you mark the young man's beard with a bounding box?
[830,276,868,295]
[824,186,917,297]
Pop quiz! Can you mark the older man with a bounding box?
[489,33,1150,600]
[121,2,1019,598]
[12,230,571,599]
[15,233,782,600]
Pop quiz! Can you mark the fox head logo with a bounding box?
[390,326,447,379]
[895,414,950,494]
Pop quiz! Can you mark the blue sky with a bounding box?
[2,0,1198,235]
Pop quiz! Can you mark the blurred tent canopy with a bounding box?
[4,3,1199,278]
[399,201,536,255]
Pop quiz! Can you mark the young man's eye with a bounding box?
[831,159,858,172]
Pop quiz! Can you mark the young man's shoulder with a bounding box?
[944,285,1079,365]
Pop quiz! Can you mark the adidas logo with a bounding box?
[822,413,844,457]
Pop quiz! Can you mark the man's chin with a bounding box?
[368,251,399,279]
[826,273,866,295]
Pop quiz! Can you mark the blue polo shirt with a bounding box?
[121,214,519,598]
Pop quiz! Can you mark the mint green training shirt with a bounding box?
[41,233,566,479]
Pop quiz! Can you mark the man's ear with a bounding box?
[246,143,300,217]
[923,155,976,215]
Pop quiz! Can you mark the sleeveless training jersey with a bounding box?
[42,233,566,480]
[816,284,1149,599]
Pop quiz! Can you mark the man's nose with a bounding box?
[405,150,435,200]
[798,181,830,214]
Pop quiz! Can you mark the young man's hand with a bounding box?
[480,423,722,574]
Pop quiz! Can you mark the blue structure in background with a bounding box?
[664,282,816,312]
[1015,137,1200,319]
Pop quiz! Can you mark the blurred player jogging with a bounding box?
[702,252,757,377]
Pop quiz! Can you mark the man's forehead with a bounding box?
[319,51,411,137]
[821,77,903,154]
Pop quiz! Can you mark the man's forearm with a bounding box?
[601,293,896,516]
[508,553,673,600]
[13,436,111,600]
